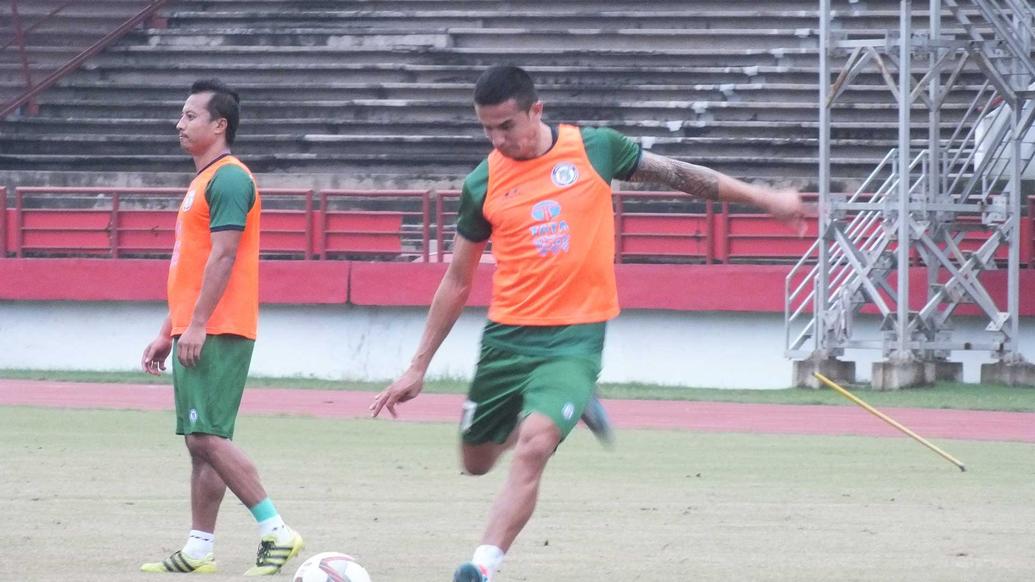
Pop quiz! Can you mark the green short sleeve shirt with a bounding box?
[205,164,256,232]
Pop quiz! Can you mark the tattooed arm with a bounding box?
[626,151,806,231]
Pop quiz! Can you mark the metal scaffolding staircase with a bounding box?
[786,0,1035,388]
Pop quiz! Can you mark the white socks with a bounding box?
[258,514,286,537]
[472,545,504,576]
[182,530,214,560]
[259,515,296,544]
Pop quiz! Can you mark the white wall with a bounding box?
[0,301,1032,388]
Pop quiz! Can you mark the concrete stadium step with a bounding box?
[156,8,928,32]
[73,61,985,89]
[0,63,59,75]
[131,26,826,51]
[161,9,846,31]
[0,47,83,67]
[158,0,974,27]
[0,116,958,141]
[0,133,918,160]
[132,28,454,49]
[20,0,157,8]
[129,24,994,53]
[447,28,821,51]
[7,31,129,49]
[75,62,825,86]
[5,5,144,24]
[44,80,973,105]
[163,0,907,13]
[32,96,973,124]
[95,44,829,68]
[0,152,884,188]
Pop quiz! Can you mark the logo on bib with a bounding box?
[551,162,579,187]
[529,200,569,255]
[531,200,562,221]
[562,403,575,421]
[182,189,196,212]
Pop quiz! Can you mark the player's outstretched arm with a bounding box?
[627,151,806,233]
[370,234,489,418]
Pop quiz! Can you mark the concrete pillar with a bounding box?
[933,361,963,382]
[981,360,1035,387]
[792,355,856,389]
[871,359,933,390]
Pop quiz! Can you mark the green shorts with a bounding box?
[173,334,255,439]
[460,344,602,445]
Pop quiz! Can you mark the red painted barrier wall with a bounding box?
[0,259,348,305]
[2,258,1032,316]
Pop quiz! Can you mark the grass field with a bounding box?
[3,406,1034,581]
[4,368,1035,411]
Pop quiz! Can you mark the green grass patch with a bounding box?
[2,407,1033,582]
[2,368,1035,412]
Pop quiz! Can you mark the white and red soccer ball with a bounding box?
[293,552,371,582]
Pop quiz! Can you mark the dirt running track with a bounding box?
[2,379,1034,443]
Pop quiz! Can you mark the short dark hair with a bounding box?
[473,65,538,110]
[190,79,240,145]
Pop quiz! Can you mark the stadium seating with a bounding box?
[0,0,994,194]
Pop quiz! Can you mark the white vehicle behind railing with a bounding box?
[974,84,1035,182]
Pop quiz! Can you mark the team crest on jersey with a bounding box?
[550,162,579,187]
[182,189,196,212]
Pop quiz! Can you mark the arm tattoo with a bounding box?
[627,152,720,201]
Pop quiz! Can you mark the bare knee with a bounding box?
[185,433,222,460]
[512,428,558,469]
[461,442,505,476]
[463,458,494,476]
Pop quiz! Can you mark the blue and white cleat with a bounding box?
[452,561,490,582]
[581,394,615,448]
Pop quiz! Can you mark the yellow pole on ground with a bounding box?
[812,372,966,472]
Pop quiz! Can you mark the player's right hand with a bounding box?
[141,336,173,375]
[370,368,425,418]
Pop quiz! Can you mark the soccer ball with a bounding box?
[293,552,372,582]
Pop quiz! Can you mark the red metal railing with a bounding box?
[318,190,431,262]
[10,187,315,259]
[614,192,715,263]
[435,190,461,263]
[0,187,7,257]
[2,187,1032,266]
[1030,195,1035,269]
[1,0,168,119]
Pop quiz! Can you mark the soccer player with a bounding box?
[139,79,303,576]
[369,65,805,581]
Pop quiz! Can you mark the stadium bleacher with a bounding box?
[1,0,992,194]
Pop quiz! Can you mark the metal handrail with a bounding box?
[785,148,931,353]
[0,1,77,52]
[1,0,169,119]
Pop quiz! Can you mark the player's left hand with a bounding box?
[177,322,207,368]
